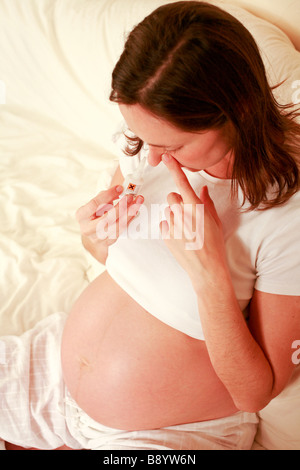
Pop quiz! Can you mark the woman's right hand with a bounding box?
[76,185,144,263]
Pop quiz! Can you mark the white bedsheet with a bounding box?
[0,146,115,335]
[0,0,121,334]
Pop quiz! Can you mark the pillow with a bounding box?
[219,0,300,52]
[213,1,300,109]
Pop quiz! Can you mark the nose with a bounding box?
[146,145,164,167]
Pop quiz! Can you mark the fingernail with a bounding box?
[162,153,170,163]
[136,195,144,204]
[116,185,123,193]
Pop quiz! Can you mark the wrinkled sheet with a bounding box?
[0,0,122,334]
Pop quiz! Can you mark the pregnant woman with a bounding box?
[1,1,300,450]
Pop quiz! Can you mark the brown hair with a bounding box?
[110,1,300,210]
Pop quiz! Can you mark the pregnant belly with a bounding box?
[61,271,237,430]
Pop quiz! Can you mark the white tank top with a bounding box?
[106,155,250,340]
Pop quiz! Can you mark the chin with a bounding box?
[182,165,200,172]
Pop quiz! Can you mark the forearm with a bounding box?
[193,265,274,412]
[160,157,294,413]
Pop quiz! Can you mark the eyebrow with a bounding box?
[127,128,177,149]
[148,143,169,148]
[148,143,182,150]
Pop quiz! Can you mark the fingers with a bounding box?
[162,155,221,229]
[199,185,221,227]
[162,154,200,204]
[76,182,144,242]
[167,191,183,206]
[165,192,183,236]
[161,188,206,249]
[76,185,124,222]
[95,194,144,241]
[159,219,169,239]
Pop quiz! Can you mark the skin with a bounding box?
[119,103,235,178]
[8,103,300,448]
[118,104,299,410]
[61,103,299,432]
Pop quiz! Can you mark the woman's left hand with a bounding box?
[159,153,229,290]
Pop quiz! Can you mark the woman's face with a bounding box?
[119,104,234,177]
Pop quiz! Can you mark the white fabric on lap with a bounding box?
[0,312,82,450]
[65,390,258,450]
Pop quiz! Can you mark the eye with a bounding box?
[166,147,181,154]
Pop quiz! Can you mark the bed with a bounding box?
[0,0,299,450]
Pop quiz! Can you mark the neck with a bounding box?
[205,150,234,179]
